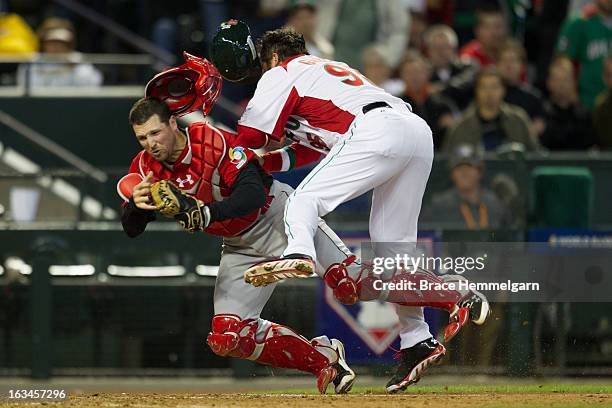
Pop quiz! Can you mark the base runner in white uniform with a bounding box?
[212,28,491,392]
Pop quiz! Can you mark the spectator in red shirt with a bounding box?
[459,5,508,67]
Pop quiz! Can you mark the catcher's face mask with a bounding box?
[145,52,222,116]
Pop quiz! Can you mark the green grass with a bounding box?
[392,384,612,394]
[261,384,612,395]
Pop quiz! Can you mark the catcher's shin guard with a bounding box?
[439,275,490,342]
[323,257,461,310]
[360,268,462,312]
[323,259,489,342]
[206,314,339,393]
[323,255,359,305]
[365,269,490,343]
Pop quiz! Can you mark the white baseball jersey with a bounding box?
[238,54,407,149]
[240,55,436,352]
[285,115,335,154]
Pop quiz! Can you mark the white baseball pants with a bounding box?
[283,105,435,349]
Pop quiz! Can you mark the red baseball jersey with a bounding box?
[125,121,267,237]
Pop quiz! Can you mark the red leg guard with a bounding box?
[358,268,462,312]
[323,259,477,344]
[323,255,359,305]
[207,314,258,358]
[323,256,462,312]
[256,326,338,376]
[206,314,338,376]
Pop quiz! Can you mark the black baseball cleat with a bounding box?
[331,338,356,394]
[385,338,446,393]
[444,288,491,343]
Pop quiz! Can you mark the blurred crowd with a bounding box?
[1,0,611,230]
[2,0,610,151]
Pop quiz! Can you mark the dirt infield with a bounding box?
[2,391,612,408]
[2,381,612,407]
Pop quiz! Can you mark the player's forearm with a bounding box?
[207,162,269,223]
[121,198,156,237]
[262,143,322,172]
[261,149,287,172]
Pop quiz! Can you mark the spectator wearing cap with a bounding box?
[593,55,612,150]
[444,68,539,152]
[420,144,512,229]
[496,39,547,136]
[285,0,334,59]
[540,56,596,150]
[425,24,477,110]
[459,5,508,68]
[18,17,102,89]
[398,50,458,149]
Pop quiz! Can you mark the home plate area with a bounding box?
[1,383,610,408]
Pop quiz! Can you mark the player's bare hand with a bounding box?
[133,171,158,211]
[267,133,287,148]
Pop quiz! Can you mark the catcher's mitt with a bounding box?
[150,180,209,233]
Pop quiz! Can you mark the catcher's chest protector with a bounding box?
[140,123,260,236]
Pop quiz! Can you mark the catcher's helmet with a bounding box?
[145,52,222,116]
[211,19,262,83]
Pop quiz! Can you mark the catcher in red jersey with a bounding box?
[119,54,357,394]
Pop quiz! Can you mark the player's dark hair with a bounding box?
[257,28,308,65]
[129,97,172,126]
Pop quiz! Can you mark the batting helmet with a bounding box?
[145,51,222,116]
[210,19,261,84]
